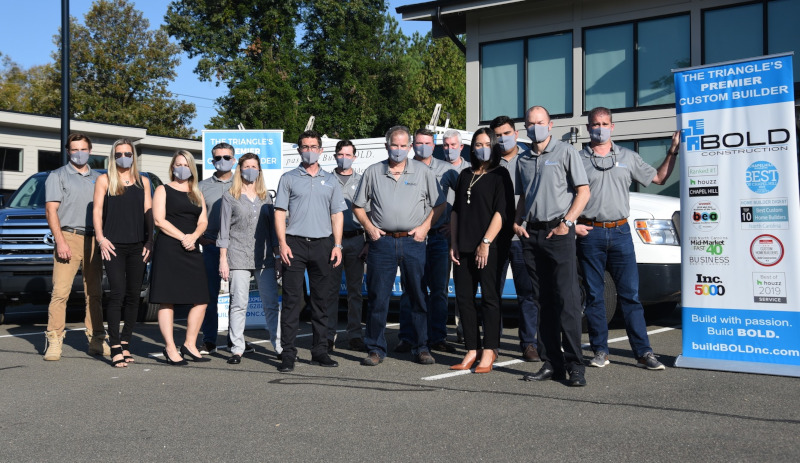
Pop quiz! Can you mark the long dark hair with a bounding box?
[470,128,501,171]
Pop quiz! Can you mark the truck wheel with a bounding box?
[138,300,159,322]
[580,270,619,332]
[0,301,5,325]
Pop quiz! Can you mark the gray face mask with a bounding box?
[70,150,90,166]
[498,135,516,152]
[173,166,192,181]
[527,124,551,143]
[300,150,320,165]
[336,156,354,171]
[115,156,133,169]
[444,148,461,162]
[589,127,611,144]
[413,144,433,159]
[388,148,409,163]
[213,156,236,172]
[241,168,260,183]
[474,147,492,162]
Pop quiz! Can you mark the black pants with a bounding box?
[104,242,146,346]
[521,226,584,374]
[453,249,501,350]
[280,235,333,361]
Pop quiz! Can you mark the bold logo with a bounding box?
[682,118,790,151]
[43,231,55,246]
[750,234,784,266]
[694,273,725,296]
[682,119,705,151]
[745,161,779,194]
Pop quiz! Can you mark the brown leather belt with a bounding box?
[61,226,91,236]
[578,218,628,228]
[387,231,409,238]
[342,229,365,238]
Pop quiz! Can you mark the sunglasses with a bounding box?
[213,155,233,161]
[114,152,133,159]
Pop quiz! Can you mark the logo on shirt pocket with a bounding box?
[544,160,558,166]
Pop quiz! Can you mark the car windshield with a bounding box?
[7,175,47,209]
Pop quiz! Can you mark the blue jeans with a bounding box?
[500,240,538,350]
[577,223,652,358]
[398,232,449,345]
[365,236,428,358]
[200,242,221,344]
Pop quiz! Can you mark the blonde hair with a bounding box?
[230,153,267,200]
[169,150,202,207]
[107,139,142,196]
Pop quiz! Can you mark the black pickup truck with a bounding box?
[0,170,162,324]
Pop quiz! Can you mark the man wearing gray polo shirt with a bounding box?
[515,106,590,387]
[577,107,679,371]
[275,130,346,373]
[396,128,457,355]
[353,125,445,366]
[43,133,107,361]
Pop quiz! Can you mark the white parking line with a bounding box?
[422,326,677,381]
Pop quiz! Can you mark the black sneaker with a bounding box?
[199,342,216,355]
[637,352,666,370]
[311,353,339,367]
[568,369,587,387]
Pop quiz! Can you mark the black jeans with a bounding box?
[453,249,501,350]
[280,235,333,361]
[104,242,146,346]
[521,226,584,374]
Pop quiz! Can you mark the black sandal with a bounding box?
[121,342,135,363]
[110,346,127,368]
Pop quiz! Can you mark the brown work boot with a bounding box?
[522,344,541,362]
[44,330,65,361]
[86,330,110,356]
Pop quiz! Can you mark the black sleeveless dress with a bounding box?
[149,185,209,305]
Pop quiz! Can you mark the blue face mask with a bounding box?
[526,124,551,143]
[70,150,90,166]
[474,147,492,162]
[444,148,461,162]
[413,144,433,159]
[498,135,516,152]
[388,148,409,163]
[241,168,260,183]
[589,127,611,144]
[173,166,192,181]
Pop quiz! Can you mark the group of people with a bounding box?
[42,103,679,386]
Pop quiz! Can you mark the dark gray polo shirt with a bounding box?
[419,157,457,229]
[199,174,234,240]
[275,165,347,238]
[515,139,588,223]
[44,163,101,231]
[579,142,656,222]
[330,170,364,232]
[353,159,443,232]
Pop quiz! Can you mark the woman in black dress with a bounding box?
[449,128,515,374]
[150,150,209,365]
[92,139,153,367]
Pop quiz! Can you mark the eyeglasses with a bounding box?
[114,152,133,159]
[213,155,233,161]
[299,145,320,151]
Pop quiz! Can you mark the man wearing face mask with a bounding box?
[353,126,445,366]
[198,142,237,355]
[577,107,679,371]
[326,139,368,352]
[515,106,590,387]
[490,115,540,362]
[395,128,458,355]
[274,130,346,373]
[43,133,107,361]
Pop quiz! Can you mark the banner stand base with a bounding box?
[675,355,800,378]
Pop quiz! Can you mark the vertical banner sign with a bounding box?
[201,130,283,180]
[674,54,800,377]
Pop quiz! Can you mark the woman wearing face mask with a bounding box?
[92,139,153,367]
[217,153,282,365]
[449,128,515,373]
[149,150,209,365]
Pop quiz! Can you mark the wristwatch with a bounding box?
[482,238,491,245]
[561,218,574,227]
[334,243,344,249]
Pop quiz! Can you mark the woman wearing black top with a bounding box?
[449,128,515,373]
[93,139,153,368]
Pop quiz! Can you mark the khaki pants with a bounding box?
[47,231,104,335]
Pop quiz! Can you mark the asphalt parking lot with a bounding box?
[1,304,798,462]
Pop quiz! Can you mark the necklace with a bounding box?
[467,171,485,204]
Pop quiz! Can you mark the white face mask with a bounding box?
[413,144,433,159]
[589,127,611,144]
[300,150,320,165]
[527,124,551,143]
[173,166,192,180]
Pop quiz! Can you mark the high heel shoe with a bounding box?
[163,347,188,366]
[473,350,497,374]
[449,353,478,370]
[180,345,211,362]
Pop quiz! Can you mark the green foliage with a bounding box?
[0,54,60,114]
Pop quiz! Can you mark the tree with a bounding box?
[166,0,305,137]
[54,0,196,138]
[0,54,60,115]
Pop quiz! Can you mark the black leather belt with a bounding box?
[526,218,561,231]
[61,226,91,236]
[342,229,365,239]
[287,234,325,241]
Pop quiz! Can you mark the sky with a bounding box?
[0,0,429,135]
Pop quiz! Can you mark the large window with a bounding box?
[0,147,22,172]
[481,31,572,122]
[704,0,800,84]
[615,138,679,197]
[584,15,690,111]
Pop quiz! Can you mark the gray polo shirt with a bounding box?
[353,159,443,232]
[500,152,523,241]
[330,170,364,232]
[275,165,346,238]
[419,157,457,229]
[45,163,101,231]
[217,191,277,270]
[515,139,588,223]
[199,174,234,240]
[579,142,656,222]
